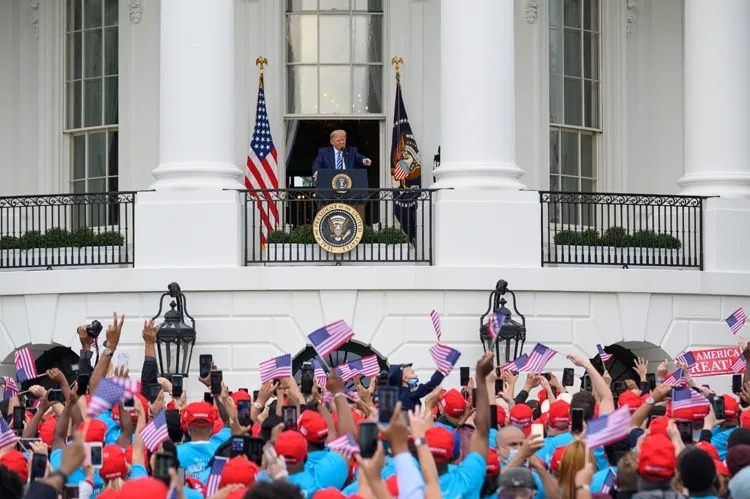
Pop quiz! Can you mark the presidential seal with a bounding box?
[331,173,353,193]
[312,203,364,254]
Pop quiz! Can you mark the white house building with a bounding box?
[0,0,749,397]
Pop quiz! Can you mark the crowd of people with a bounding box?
[2,313,750,499]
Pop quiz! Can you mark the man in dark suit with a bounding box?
[312,129,372,182]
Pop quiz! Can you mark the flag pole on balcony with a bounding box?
[246,56,280,249]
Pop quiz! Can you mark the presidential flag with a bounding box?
[662,368,687,387]
[0,418,18,449]
[430,310,442,342]
[518,344,557,373]
[259,354,292,383]
[675,351,696,367]
[308,321,354,358]
[140,409,169,452]
[390,71,422,244]
[312,359,328,389]
[2,377,18,400]
[205,456,229,497]
[487,311,509,344]
[245,70,280,246]
[727,308,747,335]
[585,405,632,449]
[597,344,613,363]
[327,433,360,460]
[346,355,381,378]
[731,355,747,374]
[429,344,461,375]
[499,354,528,372]
[672,386,710,412]
[14,347,37,383]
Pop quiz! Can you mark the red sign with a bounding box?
[687,347,745,377]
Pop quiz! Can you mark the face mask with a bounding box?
[407,378,419,387]
[502,448,518,466]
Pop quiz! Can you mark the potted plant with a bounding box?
[553,226,683,265]
[0,227,125,268]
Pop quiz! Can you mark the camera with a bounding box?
[86,320,103,339]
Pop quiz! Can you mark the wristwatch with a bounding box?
[102,347,114,357]
[645,397,656,406]
[413,437,427,447]
[48,470,69,483]
[575,484,590,492]
[253,402,264,410]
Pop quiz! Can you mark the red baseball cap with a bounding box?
[274,430,308,464]
[439,389,467,418]
[0,450,28,482]
[496,405,507,427]
[695,441,719,461]
[112,393,150,422]
[124,444,148,466]
[99,444,127,481]
[638,435,676,481]
[648,416,669,437]
[425,426,455,462]
[486,449,500,476]
[181,402,216,428]
[618,391,645,412]
[509,404,533,435]
[723,394,739,421]
[231,390,252,406]
[226,488,250,499]
[547,400,570,430]
[220,456,260,488]
[550,445,567,473]
[77,419,108,443]
[298,410,329,443]
[313,488,348,499]
[715,459,729,477]
[118,477,168,499]
[741,410,750,429]
[38,418,56,446]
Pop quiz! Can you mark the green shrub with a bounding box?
[656,233,682,249]
[95,230,124,246]
[266,224,409,245]
[377,227,409,244]
[267,230,290,244]
[553,230,583,245]
[18,231,44,249]
[554,226,682,249]
[71,227,97,247]
[361,226,378,244]
[0,236,18,250]
[289,225,315,244]
[43,227,72,248]
[600,226,630,247]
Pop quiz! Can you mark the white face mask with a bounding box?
[502,448,518,466]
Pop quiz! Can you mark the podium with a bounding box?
[315,169,368,221]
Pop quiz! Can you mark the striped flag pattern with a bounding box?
[14,347,37,382]
[86,377,140,417]
[312,359,328,389]
[727,308,748,335]
[0,418,18,449]
[675,351,696,367]
[430,310,442,342]
[205,456,229,497]
[672,386,710,412]
[334,364,355,382]
[259,354,292,383]
[518,344,558,373]
[2,377,18,400]
[585,405,632,449]
[601,467,617,494]
[429,343,461,375]
[486,311,508,343]
[327,433,360,460]
[732,355,747,374]
[308,321,355,357]
[140,409,169,452]
[345,355,380,378]
[597,344,613,363]
[662,368,687,387]
[499,354,528,372]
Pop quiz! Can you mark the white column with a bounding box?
[678,0,750,197]
[432,0,525,190]
[150,0,243,190]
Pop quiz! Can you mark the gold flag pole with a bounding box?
[256,56,268,81]
[391,56,403,83]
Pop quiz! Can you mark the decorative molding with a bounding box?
[30,0,40,39]
[524,0,540,24]
[129,0,144,24]
[626,0,637,37]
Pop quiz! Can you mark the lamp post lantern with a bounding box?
[152,282,196,378]
[479,280,527,365]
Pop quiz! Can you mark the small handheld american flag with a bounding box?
[517,344,557,373]
[14,347,38,383]
[312,359,328,389]
[662,368,687,387]
[205,456,229,497]
[345,355,380,378]
[2,377,18,400]
[0,418,18,449]
[140,409,169,452]
[596,344,613,363]
[499,354,528,372]
[675,351,696,367]
[87,377,140,417]
[259,354,292,383]
[430,310,442,342]
[429,343,461,375]
[727,308,748,335]
[672,386,709,411]
[486,311,508,343]
[585,405,632,449]
[327,433,360,460]
[308,321,355,358]
[731,355,746,374]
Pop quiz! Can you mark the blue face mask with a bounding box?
[407,377,419,387]
[501,449,518,467]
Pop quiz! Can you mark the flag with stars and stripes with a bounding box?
[585,405,632,449]
[672,386,710,412]
[87,377,139,417]
[486,311,509,343]
[597,344,613,363]
[662,368,687,387]
[430,310,442,342]
[327,433,360,460]
[731,355,746,374]
[601,467,617,494]
[2,377,18,400]
[245,71,280,246]
[259,354,292,383]
[675,351,696,367]
[335,363,355,382]
[14,347,38,383]
[0,418,18,449]
[140,409,169,452]
[517,344,558,373]
[429,344,461,376]
[205,456,229,497]
[727,308,748,335]
[312,359,328,389]
[345,355,381,378]
[499,354,528,372]
[308,321,354,358]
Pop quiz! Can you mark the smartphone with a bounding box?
[252,390,259,402]
[123,397,135,409]
[238,387,249,394]
[460,367,470,386]
[76,374,90,396]
[48,389,65,404]
[89,442,103,468]
[531,423,544,438]
[246,436,264,465]
[471,388,477,408]
[646,373,657,391]
[489,404,498,428]
[494,379,503,396]
[582,374,592,392]
[29,452,47,482]
[562,368,575,387]
[116,351,129,370]
[210,371,223,395]
[171,375,183,398]
[300,363,314,396]
[647,405,667,425]
[571,408,584,434]
[62,485,80,499]
[282,405,298,430]
[231,436,245,457]
[613,381,624,396]
[640,380,650,394]
[733,374,743,394]
[542,373,552,381]
[12,406,25,430]
[712,396,726,420]
[237,400,251,426]
[203,392,213,404]
[153,453,174,485]
[199,354,213,379]
[359,421,378,459]
[377,387,398,424]
[24,397,36,409]
[18,437,42,453]
[677,420,693,444]
[148,383,162,402]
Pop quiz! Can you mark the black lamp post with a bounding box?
[479,279,527,365]
[152,282,196,379]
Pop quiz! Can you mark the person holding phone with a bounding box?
[216,455,260,490]
[703,393,741,460]
[175,402,232,483]
[386,361,445,412]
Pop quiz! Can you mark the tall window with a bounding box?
[549,0,600,199]
[65,0,119,225]
[285,0,384,115]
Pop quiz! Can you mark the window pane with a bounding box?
[562,176,579,192]
[319,16,351,63]
[84,79,103,126]
[286,15,318,63]
[66,81,83,129]
[561,131,578,176]
[584,80,599,128]
[583,0,599,31]
[84,0,102,28]
[104,27,118,75]
[549,28,562,75]
[88,132,106,178]
[104,76,118,125]
[89,178,106,225]
[108,131,118,177]
[320,0,350,11]
[550,130,560,173]
[287,65,318,113]
[319,66,351,113]
[549,0,562,26]
[67,32,82,80]
[352,15,382,63]
[352,0,383,12]
[563,77,582,126]
[352,65,382,113]
[563,0,581,28]
[72,180,86,194]
[563,29,581,77]
[581,178,595,193]
[581,133,594,178]
[73,135,86,180]
[104,0,118,26]
[84,29,102,77]
[583,32,598,79]
[549,75,563,123]
[108,176,118,193]
[286,0,317,11]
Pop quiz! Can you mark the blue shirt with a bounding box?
[177,427,231,483]
[591,466,617,492]
[536,432,608,471]
[711,426,736,460]
[305,448,329,468]
[439,451,486,499]
[51,451,150,498]
[285,450,349,496]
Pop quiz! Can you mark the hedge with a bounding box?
[267,225,409,245]
[0,227,125,250]
[553,226,682,249]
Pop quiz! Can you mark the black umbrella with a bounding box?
[582,343,639,395]
[19,346,80,391]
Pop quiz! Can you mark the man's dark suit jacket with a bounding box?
[312,146,368,175]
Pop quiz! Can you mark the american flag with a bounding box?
[245,72,279,246]
[597,344,613,363]
[140,409,169,451]
[430,310,442,342]
[14,347,37,382]
[87,377,139,417]
[727,308,748,335]
[585,405,632,449]
[346,355,380,378]
[486,311,508,343]
[308,321,354,358]
[2,377,18,400]
[205,456,229,497]
[0,418,18,449]
[601,467,617,494]
[518,344,557,373]
[259,354,292,383]
[429,343,461,375]
[334,364,355,382]
[732,355,747,374]
[672,386,709,412]
[499,354,528,372]
[167,488,178,499]
[327,433,360,460]
[322,391,359,404]
[675,351,696,367]
[662,368,687,387]
[312,359,328,389]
